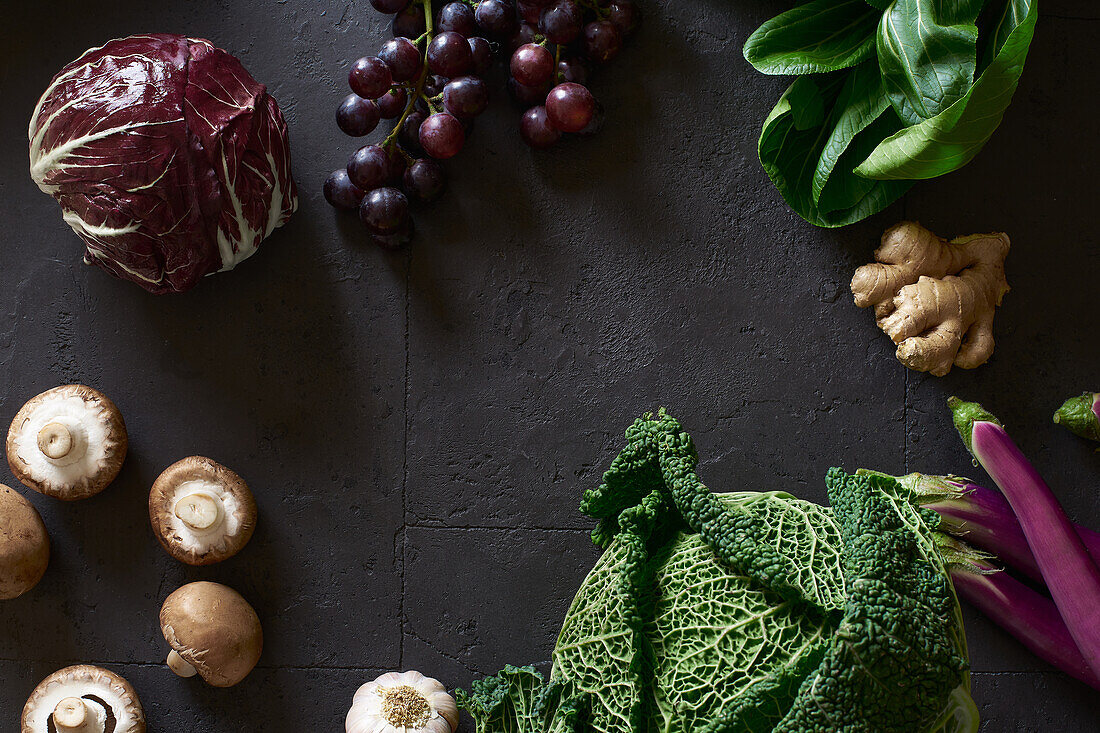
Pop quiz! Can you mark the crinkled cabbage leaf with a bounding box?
[459,411,976,733]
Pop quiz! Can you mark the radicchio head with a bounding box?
[29,34,298,293]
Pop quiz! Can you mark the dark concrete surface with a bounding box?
[1,0,1097,730]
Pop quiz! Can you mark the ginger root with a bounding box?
[851,221,1010,377]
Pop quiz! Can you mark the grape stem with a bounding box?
[382,0,435,150]
[421,92,442,114]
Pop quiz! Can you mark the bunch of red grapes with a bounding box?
[323,0,639,247]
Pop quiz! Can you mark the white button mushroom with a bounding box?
[0,483,50,600]
[6,385,127,501]
[148,456,257,565]
[21,664,145,733]
[159,581,263,687]
[346,671,459,733]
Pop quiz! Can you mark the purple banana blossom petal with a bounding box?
[950,557,1100,690]
[950,397,1100,680]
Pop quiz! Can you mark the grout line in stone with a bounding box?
[901,194,909,475]
[398,247,413,668]
[1041,14,1100,21]
[404,629,485,677]
[967,670,1085,676]
[0,659,390,672]
[406,524,593,533]
[903,368,909,474]
[0,658,1073,677]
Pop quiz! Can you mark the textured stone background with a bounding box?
[1,0,1098,730]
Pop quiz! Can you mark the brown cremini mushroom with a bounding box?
[6,385,127,500]
[159,581,263,687]
[21,664,145,733]
[149,457,257,565]
[0,483,50,599]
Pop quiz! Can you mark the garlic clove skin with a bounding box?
[346,671,458,733]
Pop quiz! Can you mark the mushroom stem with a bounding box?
[52,697,102,733]
[167,649,198,678]
[173,493,223,532]
[37,422,74,460]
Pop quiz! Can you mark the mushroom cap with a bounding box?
[148,456,257,566]
[0,484,50,600]
[160,581,263,687]
[21,664,145,733]
[6,385,127,500]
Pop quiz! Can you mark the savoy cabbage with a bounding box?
[459,411,977,733]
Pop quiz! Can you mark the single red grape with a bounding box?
[377,87,408,119]
[468,37,493,74]
[427,31,474,77]
[336,94,381,137]
[475,0,516,37]
[520,106,561,148]
[539,0,582,45]
[582,20,622,64]
[443,76,490,118]
[438,2,478,37]
[378,37,421,82]
[349,57,393,100]
[403,159,447,201]
[607,0,639,37]
[511,43,554,87]
[419,112,466,159]
[359,187,410,235]
[545,82,595,132]
[392,5,427,38]
[347,144,393,191]
[323,169,366,210]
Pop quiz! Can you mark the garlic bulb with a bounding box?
[346,671,458,733]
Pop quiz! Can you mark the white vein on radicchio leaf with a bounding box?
[29,33,298,294]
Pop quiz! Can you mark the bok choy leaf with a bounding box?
[759,62,913,227]
[743,0,881,75]
[857,0,1038,180]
